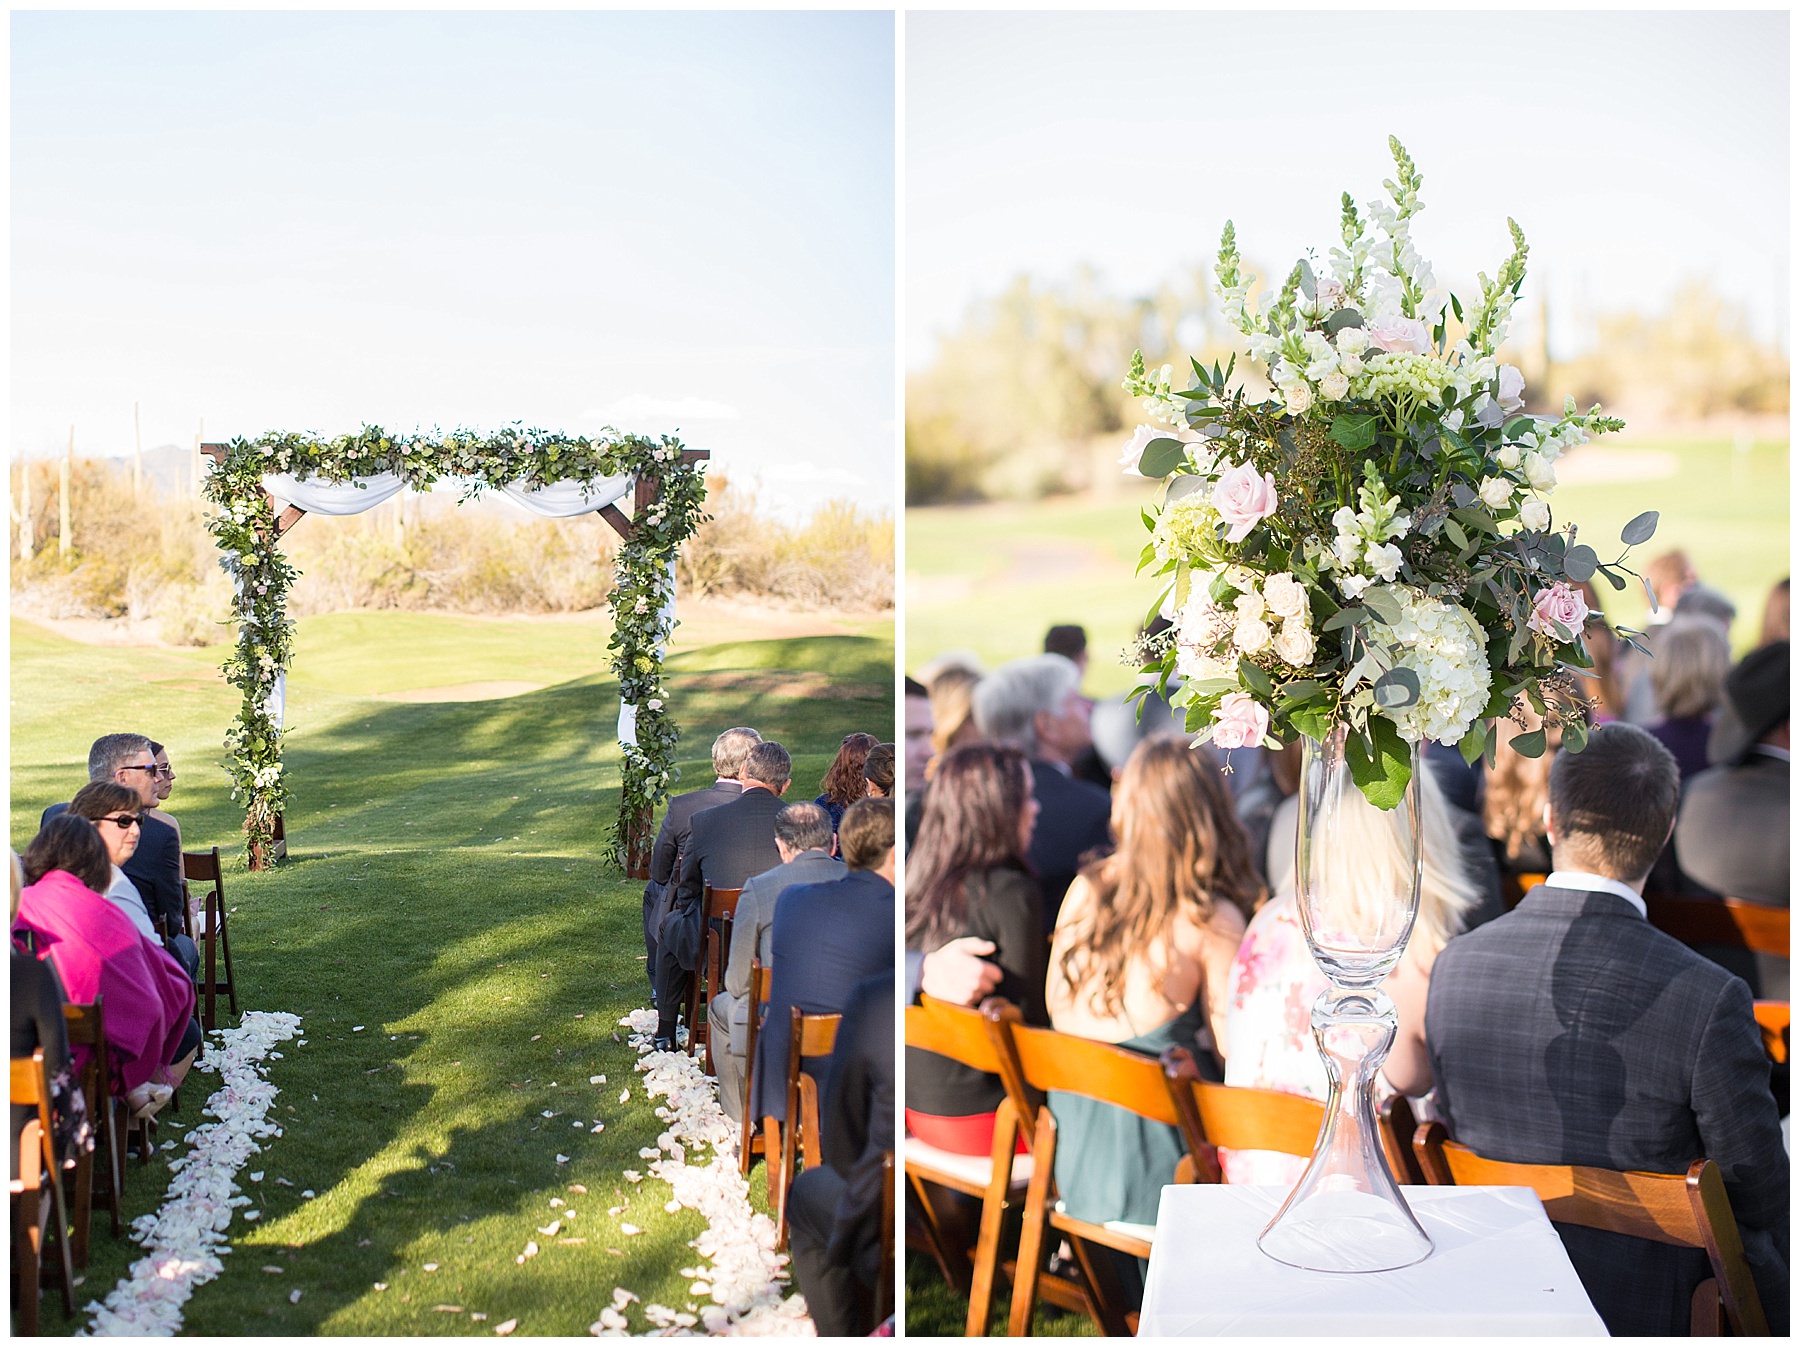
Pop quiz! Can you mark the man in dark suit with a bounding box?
[641,727,760,990]
[1426,723,1788,1337]
[786,966,893,1336]
[973,653,1112,932]
[653,740,792,1050]
[751,796,894,1128]
[709,800,844,1125]
[44,733,185,938]
[1675,640,1788,908]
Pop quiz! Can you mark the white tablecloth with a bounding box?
[1138,1185,1607,1336]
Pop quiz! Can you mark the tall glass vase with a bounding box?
[1256,722,1433,1273]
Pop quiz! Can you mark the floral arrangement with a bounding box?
[1122,138,1656,808]
[203,427,708,866]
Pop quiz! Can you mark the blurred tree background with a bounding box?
[906,267,1788,505]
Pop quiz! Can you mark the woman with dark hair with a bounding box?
[66,781,158,939]
[13,815,198,1119]
[1044,738,1260,1268]
[903,742,1045,1154]
[815,732,879,833]
[862,742,895,799]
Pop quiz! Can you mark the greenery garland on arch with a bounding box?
[202,426,709,868]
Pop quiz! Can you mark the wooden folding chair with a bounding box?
[62,1000,124,1265]
[1644,893,1789,959]
[987,1015,1206,1337]
[876,1149,895,1331]
[11,1050,76,1333]
[1752,1000,1789,1064]
[686,884,743,1067]
[182,847,239,1030]
[771,1006,841,1251]
[1158,1044,1328,1184]
[1413,1120,1768,1336]
[904,994,1035,1336]
[738,962,776,1184]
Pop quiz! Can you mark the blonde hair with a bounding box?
[927,665,982,759]
[1651,617,1729,721]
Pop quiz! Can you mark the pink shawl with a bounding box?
[13,869,196,1093]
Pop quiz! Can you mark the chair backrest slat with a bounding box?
[751,963,774,1002]
[1644,892,1788,958]
[1159,1045,1326,1164]
[1752,1000,1789,1064]
[706,885,744,922]
[792,1008,841,1060]
[906,995,1004,1074]
[1004,1021,1183,1128]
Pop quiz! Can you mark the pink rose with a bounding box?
[1211,461,1279,543]
[1363,314,1431,354]
[1118,425,1161,477]
[1211,691,1270,750]
[1527,581,1588,640]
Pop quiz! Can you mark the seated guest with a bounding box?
[1427,723,1788,1337]
[972,654,1112,932]
[14,816,199,1120]
[653,739,789,1051]
[862,742,895,800]
[1674,640,1789,908]
[642,727,760,991]
[65,782,201,986]
[750,798,895,1130]
[1234,739,1301,889]
[786,968,893,1337]
[708,801,844,1127]
[1225,763,1481,1184]
[1043,623,1111,790]
[11,850,89,1181]
[904,742,1047,1154]
[1647,617,1730,782]
[815,732,878,834]
[1044,738,1260,1297]
[44,733,185,940]
[925,665,983,767]
[147,741,184,850]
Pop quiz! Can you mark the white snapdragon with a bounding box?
[1366,541,1404,582]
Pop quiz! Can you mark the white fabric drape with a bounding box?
[263,471,406,515]
[264,671,286,731]
[498,476,633,517]
[615,559,678,749]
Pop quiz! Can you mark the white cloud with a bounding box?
[582,395,741,425]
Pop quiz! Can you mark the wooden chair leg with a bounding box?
[69,1132,94,1269]
[966,1104,1021,1336]
[216,891,239,1018]
[906,1172,974,1297]
[202,896,218,1031]
[14,1183,42,1336]
[1008,1113,1058,1336]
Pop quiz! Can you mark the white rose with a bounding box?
[1272,618,1317,667]
[1234,591,1267,621]
[1281,381,1314,415]
[1366,541,1404,582]
[1521,451,1557,492]
[1335,326,1370,356]
[1518,496,1551,531]
[1478,475,1514,511]
[1233,613,1273,654]
[1318,368,1351,401]
[1262,572,1308,620]
[1495,446,1522,471]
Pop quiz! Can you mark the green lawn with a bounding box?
[905,433,1790,696]
[11,610,893,1336]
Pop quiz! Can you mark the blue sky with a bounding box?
[12,11,895,520]
[908,10,1788,370]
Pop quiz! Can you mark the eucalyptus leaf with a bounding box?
[1510,727,1547,759]
[1563,715,1589,755]
[1297,258,1317,301]
[1561,544,1598,583]
[1458,721,1488,767]
[1138,438,1189,479]
[1164,474,1208,504]
[1620,510,1660,546]
[1372,667,1421,710]
[1345,717,1413,811]
[1321,606,1368,632]
[1360,587,1403,624]
[1443,518,1468,551]
[1238,658,1274,700]
[1324,308,1364,336]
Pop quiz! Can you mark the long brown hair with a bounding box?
[818,732,878,809]
[1057,738,1263,1016]
[904,742,1032,950]
[1483,708,1561,862]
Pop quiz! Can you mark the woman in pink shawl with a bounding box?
[13,814,197,1118]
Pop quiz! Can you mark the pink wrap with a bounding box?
[13,869,196,1093]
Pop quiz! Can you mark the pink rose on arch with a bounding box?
[1211,461,1279,543]
[1211,691,1270,750]
[1527,581,1589,640]
[1363,314,1431,355]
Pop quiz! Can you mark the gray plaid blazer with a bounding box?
[1425,883,1789,1336]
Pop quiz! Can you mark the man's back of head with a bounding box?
[712,727,762,780]
[973,653,1080,755]
[774,801,832,855]
[839,797,894,873]
[89,733,153,784]
[742,741,792,793]
[1548,723,1680,884]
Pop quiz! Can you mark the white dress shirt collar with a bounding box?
[1544,869,1647,919]
[1751,744,1791,763]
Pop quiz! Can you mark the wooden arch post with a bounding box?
[202,443,710,870]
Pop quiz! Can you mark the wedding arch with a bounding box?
[200,427,709,871]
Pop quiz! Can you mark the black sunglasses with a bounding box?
[97,814,142,829]
[118,763,159,775]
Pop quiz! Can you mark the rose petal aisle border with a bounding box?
[81,1010,303,1337]
[593,1009,814,1338]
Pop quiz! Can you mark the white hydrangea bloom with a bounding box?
[1370,586,1493,745]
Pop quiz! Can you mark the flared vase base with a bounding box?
[1256,1188,1433,1273]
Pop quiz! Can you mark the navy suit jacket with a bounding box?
[662,787,786,972]
[1426,883,1789,1336]
[648,779,745,889]
[42,801,183,933]
[751,867,894,1125]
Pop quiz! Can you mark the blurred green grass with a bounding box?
[905,434,1789,696]
[11,611,893,1335]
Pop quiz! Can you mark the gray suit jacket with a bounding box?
[717,848,846,1052]
[1426,883,1789,1336]
[1674,751,1789,907]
